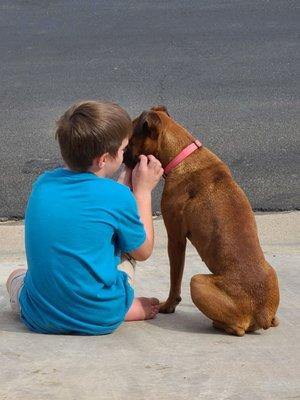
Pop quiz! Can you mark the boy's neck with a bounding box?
[87,165,107,177]
[64,165,107,178]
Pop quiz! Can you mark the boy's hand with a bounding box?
[131,155,164,196]
[117,165,132,189]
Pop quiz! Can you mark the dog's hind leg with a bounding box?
[190,274,251,336]
[159,233,187,314]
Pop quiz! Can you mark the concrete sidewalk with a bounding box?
[0,212,299,400]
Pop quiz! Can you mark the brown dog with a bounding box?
[124,106,280,336]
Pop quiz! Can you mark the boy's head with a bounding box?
[55,101,132,176]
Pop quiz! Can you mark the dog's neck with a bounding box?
[158,127,201,170]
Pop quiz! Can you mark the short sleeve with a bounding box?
[115,187,146,253]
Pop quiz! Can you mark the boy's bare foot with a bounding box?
[125,297,159,321]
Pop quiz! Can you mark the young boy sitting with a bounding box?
[6,100,164,335]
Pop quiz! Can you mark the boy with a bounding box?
[6,101,164,335]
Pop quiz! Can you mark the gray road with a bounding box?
[0,0,299,218]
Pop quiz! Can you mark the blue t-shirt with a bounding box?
[19,168,146,335]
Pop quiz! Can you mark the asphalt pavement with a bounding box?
[0,0,299,218]
[0,212,299,400]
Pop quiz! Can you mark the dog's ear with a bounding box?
[150,105,170,116]
[134,111,161,140]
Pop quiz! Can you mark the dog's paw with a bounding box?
[159,297,181,314]
[159,302,176,313]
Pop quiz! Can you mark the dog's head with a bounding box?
[123,106,170,169]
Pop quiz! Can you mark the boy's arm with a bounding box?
[125,154,163,261]
[128,191,153,261]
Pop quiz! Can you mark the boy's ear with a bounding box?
[95,153,108,169]
[134,111,161,140]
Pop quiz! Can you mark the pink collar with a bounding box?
[163,139,202,178]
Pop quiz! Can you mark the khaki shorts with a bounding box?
[6,255,136,315]
[119,253,136,287]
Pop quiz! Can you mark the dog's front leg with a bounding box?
[159,235,187,313]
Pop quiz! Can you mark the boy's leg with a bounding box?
[118,254,159,321]
[6,268,27,314]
